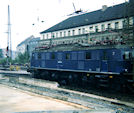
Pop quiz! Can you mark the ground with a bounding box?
[0,84,85,113]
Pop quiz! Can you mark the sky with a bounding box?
[0,0,127,50]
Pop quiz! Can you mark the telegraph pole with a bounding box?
[7,5,12,65]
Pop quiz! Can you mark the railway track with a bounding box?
[60,84,134,103]
[0,71,134,113]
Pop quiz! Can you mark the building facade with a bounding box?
[39,1,134,47]
[27,37,40,57]
[16,35,40,56]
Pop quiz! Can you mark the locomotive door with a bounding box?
[57,52,63,69]
[101,51,108,72]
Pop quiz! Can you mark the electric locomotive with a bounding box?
[28,41,134,91]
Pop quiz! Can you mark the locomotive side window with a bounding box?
[85,52,91,60]
[65,53,70,60]
[38,53,41,59]
[51,53,55,59]
[102,51,108,60]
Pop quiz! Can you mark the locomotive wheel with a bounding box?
[51,72,59,81]
[112,75,127,92]
[31,70,39,78]
[42,71,51,80]
[81,75,88,87]
[57,72,78,86]
[67,73,77,85]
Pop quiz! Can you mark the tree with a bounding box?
[14,52,30,65]
[0,49,3,58]
[0,58,7,66]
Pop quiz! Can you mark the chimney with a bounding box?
[102,5,107,11]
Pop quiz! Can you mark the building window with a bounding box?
[82,28,85,34]
[47,34,48,39]
[95,26,98,32]
[72,30,75,35]
[85,52,91,59]
[78,29,81,34]
[60,32,62,37]
[43,34,45,39]
[68,30,70,36]
[56,33,58,38]
[107,23,111,30]
[64,31,66,37]
[101,24,105,31]
[115,22,119,29]
[52,33,55,38]
[89,26,93,30]
[122,20,126,28]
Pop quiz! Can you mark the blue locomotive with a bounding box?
[28,43,134,91]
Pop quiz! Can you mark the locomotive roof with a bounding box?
[34,43,131,53]
[40,2,134,34]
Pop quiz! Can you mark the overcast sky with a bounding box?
[0,0,126,50]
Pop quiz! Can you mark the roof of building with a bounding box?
[40,2,134,34]
[29,37,40,43]
[17,36,34,47]
[17,36,40,47]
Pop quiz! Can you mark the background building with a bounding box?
[27,37,40,57]
[16,35,40,57]
[39,1,134,48]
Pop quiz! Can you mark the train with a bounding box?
[28,40,134,92]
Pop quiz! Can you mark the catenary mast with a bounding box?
[7,5,12,63]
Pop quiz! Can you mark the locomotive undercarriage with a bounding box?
[29,68,134,92]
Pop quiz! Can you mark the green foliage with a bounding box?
[0,57,14,66]
[0,52,30,66]
[0,49,3,58]
[14,52,30,65]
[0,58,7,65]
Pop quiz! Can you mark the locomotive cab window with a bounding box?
[65,53,70,60]
[85,52,91,60]
[123,51,131,60]
[32,53,34,59]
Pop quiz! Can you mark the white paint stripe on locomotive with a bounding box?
[31,67,120,75]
